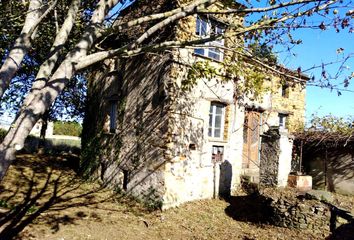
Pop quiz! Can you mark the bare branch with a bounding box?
[0,0,58,99]
[109,0,216,34]
[23,0,81,107]
[198,0,326,14]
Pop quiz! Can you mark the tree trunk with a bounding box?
[24,0,80,106]
[0,0,44,98]
[0,0,120,182]
[0,146,16,181]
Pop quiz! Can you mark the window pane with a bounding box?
[209,104,214,113]
[194,48,204,56]
[196,17,201,35]
[279,114,287,128]
[110,101,117,133]
[208,128,212,137]
[201,20,208,35]
[196,17,208,36]
[214,129,221,138]
[195,16,226,61]
[215,115,222,128]
[208,49,220,61]
[210,24,215,35]
[212,25,224,45]
[209,103,225,138]
[209,113,213,127]
[216,26,224,34]
[281,84,289,98]
[215,105,223,114]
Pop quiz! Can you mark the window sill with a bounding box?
[193,52,224,63]
[208,137,228,143]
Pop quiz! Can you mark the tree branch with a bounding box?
[197,0,325,14]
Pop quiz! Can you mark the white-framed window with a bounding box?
[278,113,288,129]
[109,100,118,133]
[195,16,225,61]
[208,102,225,138]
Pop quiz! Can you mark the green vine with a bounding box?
[185,58,267,100]
[184,61,221,90]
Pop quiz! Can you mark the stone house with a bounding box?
[82,0,308,209]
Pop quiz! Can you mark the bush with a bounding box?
[53,121,82,136]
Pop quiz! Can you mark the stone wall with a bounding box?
[266,191,331,231]
[116,54,174,203]
[82,54,175,206]
[268,76,306,132]
[241,73,306,134]
[260,128,280,186]
[81,59,122,180]
[162,58,245,208]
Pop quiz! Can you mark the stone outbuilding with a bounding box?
[294,132,354,195]
[82,0,308,209]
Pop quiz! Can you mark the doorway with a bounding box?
[242,110,261,169]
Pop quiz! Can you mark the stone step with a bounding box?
[241,168,260,184]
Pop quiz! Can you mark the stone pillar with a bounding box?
[277,130,293,187]
[260,127,280,186]
[260,127,293,187]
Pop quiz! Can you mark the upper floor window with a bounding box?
[281,83,289,98]
[208,102,225,138]
[195,16,225,61]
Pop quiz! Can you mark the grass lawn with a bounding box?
[0,154,353,240]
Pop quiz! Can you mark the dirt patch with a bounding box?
[0,154,353,240]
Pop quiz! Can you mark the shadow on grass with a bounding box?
[224,193,274,225]
[327,222,354,240]
[0,154,138,240]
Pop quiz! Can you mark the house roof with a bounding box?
[243,57,310,83]
[295,131,354,147]
[276,64,310,82]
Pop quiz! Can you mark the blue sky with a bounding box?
[240,0,354,123]
[278,24,354,122]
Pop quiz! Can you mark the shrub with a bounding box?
[53,121,82,136]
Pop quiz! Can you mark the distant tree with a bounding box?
[53,121,82,136]
[308,114,354,134]
[248,42,278,65]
